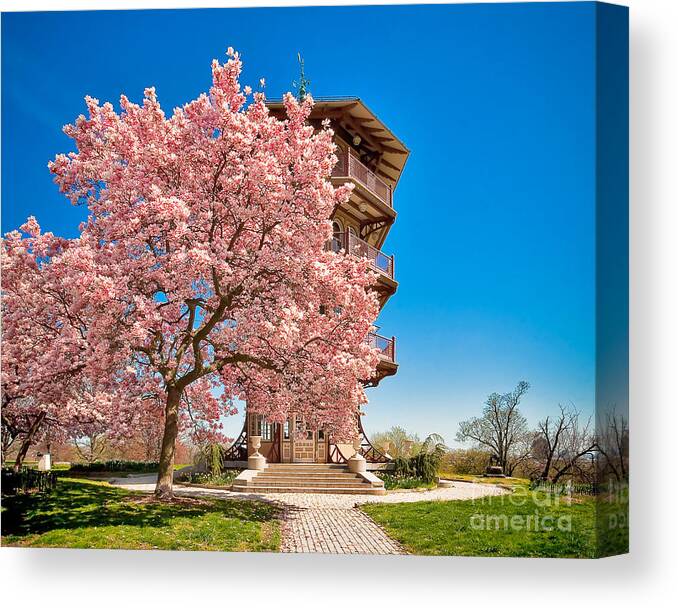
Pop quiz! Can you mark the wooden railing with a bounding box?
[332,150,393,207]
[367,332,396,362]
[357,416,391,463]
[328,444,347,464]
[328,232,394,279]
[223,425,248,462]
[327,416,391,464]
[1,468,58,495]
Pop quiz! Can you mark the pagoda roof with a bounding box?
[265,96,409,187]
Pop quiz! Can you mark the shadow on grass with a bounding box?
[2,478,281,538]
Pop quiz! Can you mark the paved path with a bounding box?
[109,475,506,555]
[280,507,405,554]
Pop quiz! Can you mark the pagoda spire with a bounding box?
[294,52,311,101]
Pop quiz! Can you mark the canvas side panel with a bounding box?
[595,1,629,558]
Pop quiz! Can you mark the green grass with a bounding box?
[1,477,281,552]
[596,484,629,556]
[438,472,530,488]
[361,488,597,558]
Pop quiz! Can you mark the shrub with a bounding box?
[1,467,57,495]
[441,448,492,476]
[378,473,436,490]
[390,434,446,483]
[194,443,229,476]
[69,460,159,473]
[180,469,241,487]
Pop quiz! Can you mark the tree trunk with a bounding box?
[154,386,181,500]
[552,467,570,483]
[541,454,554,480]
[13,412,46,472]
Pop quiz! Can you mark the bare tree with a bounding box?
[72,431,109,464]
[597,408,629,482]
[456,381,531,475]
[533,404,596,482]
[508,431,536,477]
[551,412,596,482]
[136,422,164,461]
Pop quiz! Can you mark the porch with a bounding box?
[328,231,395,282]
[331,149,394,209]
[223,411,392,468]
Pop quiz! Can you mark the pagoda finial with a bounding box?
[293,52,311,101]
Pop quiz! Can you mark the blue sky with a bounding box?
[2,3,598,444]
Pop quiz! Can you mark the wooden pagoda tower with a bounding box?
[225,95,409,468]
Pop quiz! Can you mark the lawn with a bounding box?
[438,473,530,488]
[361,488,597,558]
[1,477,281,552]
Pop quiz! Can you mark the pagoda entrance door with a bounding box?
[286,416,328,463]
[293,418,315,463]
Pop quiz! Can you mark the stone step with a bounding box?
[232,484,386,495]
[252,479,382,485]
[254,474,363,481]
[265,464,347,471]
[232,464,386,495]
[249,479,371,488]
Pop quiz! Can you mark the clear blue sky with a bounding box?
[2,3,599,445]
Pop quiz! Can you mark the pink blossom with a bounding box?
[5,49,381,498]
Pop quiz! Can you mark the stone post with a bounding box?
[248,435,266,471]
[37,451,51,471]
[380,440,393,460]
[347,436,366,473]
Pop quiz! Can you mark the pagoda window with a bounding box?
[261,418,273,442]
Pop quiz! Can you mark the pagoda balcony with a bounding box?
[332,150,394,208]
[367,331,396,363]
[328,232,395,280]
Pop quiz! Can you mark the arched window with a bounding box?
[331,220,343,251]
[345,226,361,254]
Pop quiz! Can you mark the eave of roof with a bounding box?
[265,96,410,187]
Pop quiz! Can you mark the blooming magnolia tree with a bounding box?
[1,221,230,469]
[2,223,92,468]
[1,223,148,468]
[49,49,380,498]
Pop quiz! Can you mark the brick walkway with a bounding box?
[280,506,405,554]
[111,476,506,555]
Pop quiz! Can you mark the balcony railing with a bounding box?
[332,150,393,208]
[328,232,395,279]
[366,332,396,363]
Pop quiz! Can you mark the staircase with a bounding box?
[232,463,385,495]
